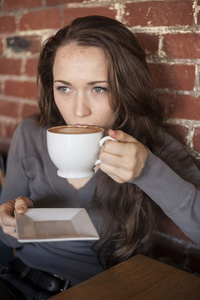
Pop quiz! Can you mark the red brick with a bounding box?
[63,7,116,26]
[135,33,159,57]
[0,119,18,139]
[0,16,16,33]
[0,38,3,54]
[26,36,42,54]
[163,33,200,59]
[3,121,18,139]
[22,103,40,119]
[193,127,200,153]
[0,99,20,117]
[125,1,193,27]
[46,0,83,5]
[167,124,189,146]
[3,0,43,11]
[161,94,200,120]
[0,81,3,93]
[19,8,61,30]
[149,63,195,91]
[5,80,37,100]
[25,58,38,77]
[0,58,21,75]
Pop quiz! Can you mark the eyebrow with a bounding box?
[54,80,108,85]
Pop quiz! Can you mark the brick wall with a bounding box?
[0,0,200,275]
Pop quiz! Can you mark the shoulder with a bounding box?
[155,131,187,158]
[14,116,47,139]
[154,131,200,183]
[11,117,47,155]
[16,116,44,135]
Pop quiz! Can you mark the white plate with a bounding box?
[15,208,99,242]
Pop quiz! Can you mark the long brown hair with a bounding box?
[37,15,165,267]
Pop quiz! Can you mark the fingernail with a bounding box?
[17,207,25,213]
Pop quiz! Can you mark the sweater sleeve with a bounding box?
[0,120,31,247]
[132,134,200,246]
[0,123,30,203]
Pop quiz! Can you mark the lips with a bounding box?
[74,123,94,127]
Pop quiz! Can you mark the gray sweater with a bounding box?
[0,117,200,286]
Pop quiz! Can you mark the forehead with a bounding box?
[53,43,108,79]
[54,43,107,65]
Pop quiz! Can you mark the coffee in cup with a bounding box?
[47,125,115,178]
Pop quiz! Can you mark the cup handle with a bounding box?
[95,136,117,165]
[99,136,116,147]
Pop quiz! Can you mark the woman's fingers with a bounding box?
[15,196,34,214]
[0,196,34,238]
[100,130,147,183]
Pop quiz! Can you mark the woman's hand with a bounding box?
[0,196,34,238]
[99,129,147,183]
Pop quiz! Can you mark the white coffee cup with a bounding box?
[47,125,115,178]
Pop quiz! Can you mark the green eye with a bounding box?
[57,86,70,93]
[93,87,107,93]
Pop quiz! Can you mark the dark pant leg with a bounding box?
[5,277,55,300]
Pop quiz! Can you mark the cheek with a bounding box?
[53,90,59,107]
[53,92,65,111]
[53,97,68,120]
[105,101,116,118]
[102,107,117,127]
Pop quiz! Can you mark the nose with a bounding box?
[73,94,91,118]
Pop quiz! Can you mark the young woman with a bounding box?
[0,15,200,299]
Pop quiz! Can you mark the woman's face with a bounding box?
[53,43,117,129]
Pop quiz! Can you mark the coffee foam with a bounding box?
[48,126,104,134]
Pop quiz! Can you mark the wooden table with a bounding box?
[50,254,200,300]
